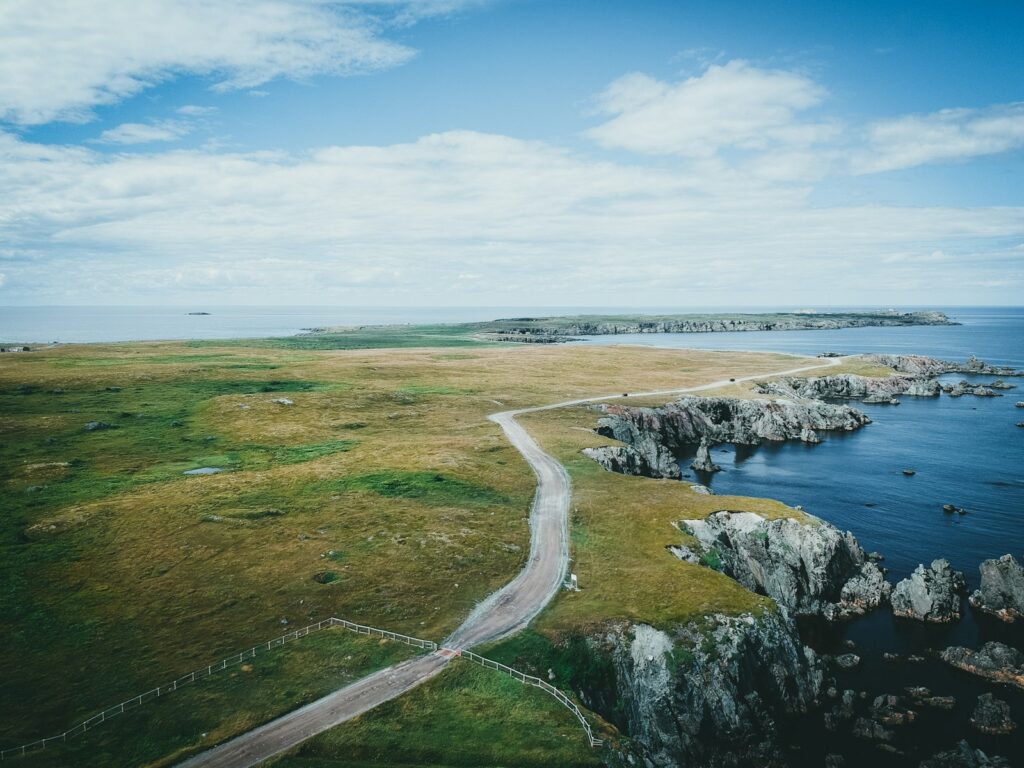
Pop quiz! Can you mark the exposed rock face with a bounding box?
[919,740,1011,768]
[868,353,1022,378]
[581,444,680,480]
[690,438,721,472]
[605,611,822,768]
[969,554,1024,622]
[970,693,1016,735]
[594,395,868,455]
[678,511,890,620]
[943,380,1001,398]
[940,642,1024,689]
[891,559,967,622]
[755,373,940,402]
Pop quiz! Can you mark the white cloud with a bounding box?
[176,105,217,117]
[854,103,1024,173]
[0,1,467,125]
[0,128,1021,305]
[587,60,836,157]
[96,121,191,145]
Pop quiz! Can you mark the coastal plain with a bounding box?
[0,334,960,766]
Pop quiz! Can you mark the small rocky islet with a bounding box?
[574,352,1022,766]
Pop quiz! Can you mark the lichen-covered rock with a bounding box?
[756,373,940,401]
[969,554,1024,623]
[679,511,890,620]
[891,559,966,622]
[970,693,1016,735]
[868,353,1022,378]
[606,611,822,768]
[592,396,869,471]
[581,444,681,479]
[919,740,1012,768]
[940,642,1024,689]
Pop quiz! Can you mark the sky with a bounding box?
[0,0,1022,307]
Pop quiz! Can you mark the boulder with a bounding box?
[891,559,966,622]
[940,642,1024,689]
[969,554,1024,622]
[84,421,116,431]
[970,693,1016,735]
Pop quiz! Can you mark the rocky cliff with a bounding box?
[677,511,890,620]
[969,554,1024,622]
[890,559,966,622]
[601,610,822,767]
[756,373,940,401]
[866,354,1022,378]
[593,396,868,466]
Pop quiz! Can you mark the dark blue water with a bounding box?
[594,307,1024,765]
[685,372,1024,587]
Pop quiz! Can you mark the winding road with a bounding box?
[179,355,842,768]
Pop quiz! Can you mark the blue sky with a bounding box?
[1,0,1022,306]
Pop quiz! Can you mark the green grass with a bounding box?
[200,325,498,351]
[13,630,419,768]
[327,471,509,507]
[270,663,602,768]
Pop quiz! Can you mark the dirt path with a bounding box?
[177,355,842,767]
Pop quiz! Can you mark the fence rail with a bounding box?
[457,649,604,747]
[0,617,437,760]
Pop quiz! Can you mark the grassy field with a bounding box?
[13,630,419,768]
[0,338,855,765]
[270,663,604,768]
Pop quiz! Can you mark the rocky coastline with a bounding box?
[585,395,869,479]
[480,310,954,341]
[590,610,823,767]
[573,356,1021,766]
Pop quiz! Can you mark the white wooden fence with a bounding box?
[457,649,604,748]
[0,617,437,760]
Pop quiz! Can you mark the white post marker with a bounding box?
[570,573,578,591]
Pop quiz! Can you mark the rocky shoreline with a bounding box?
[478,310,954,342]
[571,353,1021,766]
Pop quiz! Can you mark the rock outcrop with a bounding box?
[970,693,1016,735]
[756,373,940,402]
[604,611,822,767]
[690,438,721,473]
[943,380,1001,398]
[969,554,1024,622]
[581,444,680,480]
[868,354,1022,378]
[940,642,1024,689]
[891,559,967,622]
[591,396,868,466]
[919,740,1011,768]
[678,511,890,620]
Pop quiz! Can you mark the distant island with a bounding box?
[289,310,956,350]
[187,311,211,315]
[469,310,954,342]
